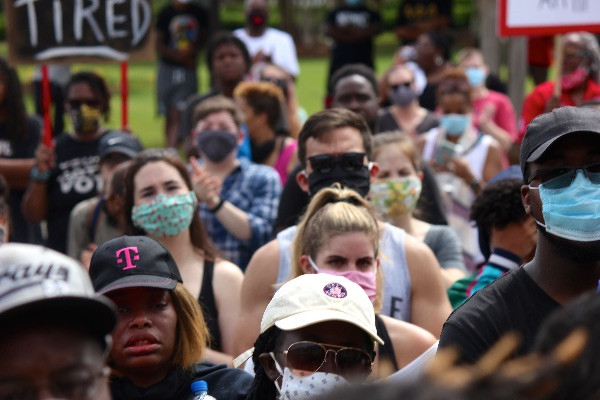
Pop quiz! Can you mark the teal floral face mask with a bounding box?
[370,176,422,218]
[131,192,197,238]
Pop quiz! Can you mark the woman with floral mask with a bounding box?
[22,71,112,254]
[286,186,436,376]
[421,69,504,271]
[377,64,439,138]
[520,32,600,141]
[371,131,466,287]
[123,149,244,366]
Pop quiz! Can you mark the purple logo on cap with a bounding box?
[116,246,139,270]
[323,282,347,299]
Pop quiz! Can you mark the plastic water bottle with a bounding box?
[191,380,217,400]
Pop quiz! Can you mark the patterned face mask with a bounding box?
[370,176,422,218]
[131,192,197,238]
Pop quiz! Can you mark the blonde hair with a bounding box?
[372,130,421,171]
[170,283,209,369]
[290,186,383,311]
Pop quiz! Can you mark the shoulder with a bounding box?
[425,224,459,243]
[70,197,99,217]
[267,28,293,41]
[213,259,244,281]
[191,362,253,399]
[233,28,246,38]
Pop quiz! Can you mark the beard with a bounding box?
[538,223,600,264]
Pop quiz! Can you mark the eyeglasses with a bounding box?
[68,99,100,109]
[308,152,367,174]
[390,82,413,90]
[0,367,108,400]
[528,162,600,189]
[281,341,373,379]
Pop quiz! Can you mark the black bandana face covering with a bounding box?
[196,130,237,162]
[307,164,371,198]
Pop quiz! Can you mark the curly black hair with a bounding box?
[470,179,527,233]
[205,31,251,75]
[246,326,282,400]
[330,64,379,97]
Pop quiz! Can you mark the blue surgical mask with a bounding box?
[529,170,600,242]
[465,67,486,87]
[440,114,469,137]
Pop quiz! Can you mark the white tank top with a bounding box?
[276,223,412,322]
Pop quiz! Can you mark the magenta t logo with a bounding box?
[116,246,140,270]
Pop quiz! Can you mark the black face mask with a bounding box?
[247,10,267,28]
[307,164,371,198]
[251,138,276,164]
[197,130,237,163]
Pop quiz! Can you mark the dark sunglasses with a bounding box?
[282,341,373,379]
[68,99,100,109]
[528,162,600,189]
[308,152,367,174]
[391,82,413,90]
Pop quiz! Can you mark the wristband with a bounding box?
[30,165,51,182]
[209,197,225,213]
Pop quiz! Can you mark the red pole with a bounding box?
[41,65,53,146]
[121,62,129,131]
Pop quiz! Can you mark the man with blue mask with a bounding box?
[439,106,600,364]
[190,95,281,270]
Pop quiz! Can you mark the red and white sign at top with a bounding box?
[498,0,600,36]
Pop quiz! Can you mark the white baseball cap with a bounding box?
[0,243,116,343]
[233,274,383,367]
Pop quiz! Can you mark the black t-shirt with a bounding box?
[46,133,106,253]
[439,267,560,364]
[396,0,452,28]
[156,4,208,66]
[326,5,381,75]
[0,116,42,243]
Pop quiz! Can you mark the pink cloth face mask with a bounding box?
[308,257,377,303]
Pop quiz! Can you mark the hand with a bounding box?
[34,143,56,172]
[478,102,497,132]
[448,156,475,183]
[543,96,560,113]
[189,157,221,206]
[80,243,98,271]
[252,50,272,64]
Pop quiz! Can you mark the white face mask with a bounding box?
[270,353,348,400]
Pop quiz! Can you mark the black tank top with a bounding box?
[375,314,398,371]
[198,260,222,351]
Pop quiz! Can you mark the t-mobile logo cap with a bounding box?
[89,236,182,295]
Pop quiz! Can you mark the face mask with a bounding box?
[197,130,238,163]
[529,170,600,242]
[251,138,276,164]
[309,257,377,303]
[370,176,422,218]
[269,353,348,400]
[307,164,372,198]
[131,192,196,238]
[440,114,469,137]
[70,104,101,136]
[465,67,486,87]
[561,66,589,91]
[248,10,267,28]
[389,85,417,107]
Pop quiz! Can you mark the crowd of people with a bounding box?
[1,0,600,399]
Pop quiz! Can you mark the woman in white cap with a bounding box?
[89,235,252,400]
[289,185,436,375]
[243,273,384,400]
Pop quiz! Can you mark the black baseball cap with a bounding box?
[520,106,600,180]
[98,131,143,162]
[0,244,116,345]
[89,236,182,295]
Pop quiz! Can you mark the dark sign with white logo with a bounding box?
[5,0,155,64]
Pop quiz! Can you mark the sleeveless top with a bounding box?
[375,314,399,371]
[422,127,491,270]
[198,260,222,351]
[273,139,298,186]
[276,223,412,321]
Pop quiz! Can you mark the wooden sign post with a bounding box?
[5,0,156,136]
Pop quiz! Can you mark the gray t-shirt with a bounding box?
[423,225,466,271]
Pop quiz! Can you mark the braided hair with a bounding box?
[246,326,282,400]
